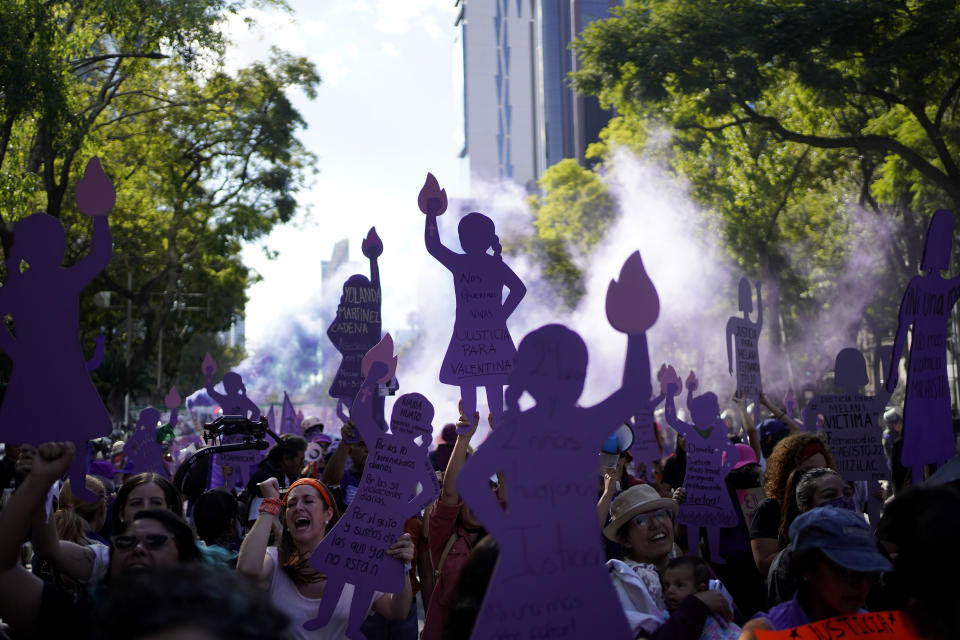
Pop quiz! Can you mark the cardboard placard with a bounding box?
[453,252,658,640]
[803,349,890,483]
[737,487,766,524]
[305,334,439,637]
[0,157,115,501]
[126,388,180,477]
[662,367,739,562]
[419,173,527,432]
[328,227,383,404]
[754,611,919,640]
[726,278,763,400]
[886,210,960,484]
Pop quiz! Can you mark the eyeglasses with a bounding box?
[630,509,671,529]
[112,533,172,552]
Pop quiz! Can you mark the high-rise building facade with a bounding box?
[456,0,620,192]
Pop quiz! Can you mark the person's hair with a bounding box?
[763,433,835,504]
[265,434,308,466]
[790,547,827,585]
[779,467,842,542]
[277,480,341,585]
[444,535,499,640]
[111,473,183,533]
[94,564,289,640]
[192,488,239,546]
[55,475,106,545]
[877,485,960,640]
[122,509,202,564]
[665,555,711,587]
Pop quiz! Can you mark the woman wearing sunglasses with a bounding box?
[604,484,733,639]
[0,442,204,637]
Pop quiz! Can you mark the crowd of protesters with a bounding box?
[0,389,959,640]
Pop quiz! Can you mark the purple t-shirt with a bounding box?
[753,593,868,631]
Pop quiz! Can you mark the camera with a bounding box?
[203,415,268,444]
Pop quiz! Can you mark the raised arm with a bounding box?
[587,332,652,431]
[440,409,477,505]
[0,442,75,636]
[886,280,916,392]
[71,216,112,286]
[424,215,457,270]
[236,477,279,591]
[31,505,97,583]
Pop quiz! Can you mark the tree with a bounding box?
[526,158,616,306]
[0,1,318,420]
[572,0,960,211]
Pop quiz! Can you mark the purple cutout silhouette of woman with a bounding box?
[726,278,763,404]
[127,388,180,477]
[663,367,739,564]
[328,227,386,430]
[203,353,261,420]
[0,157,114,501]
[306,335,440,638]
[803,347,891,529]
[886,210,960,484]
[453,252,656,640]
[419,173,526,433]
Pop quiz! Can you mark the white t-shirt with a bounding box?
[265,547,382,639]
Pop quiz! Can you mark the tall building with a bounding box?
[456,0,620,192]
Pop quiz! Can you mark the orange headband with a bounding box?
[282,478,333,510]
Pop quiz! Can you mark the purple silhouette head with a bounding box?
[688,391,721,429]
[222,372,243,396]
[738,277,753,313]
[506,325,588,410]
[457,212,499,256]
[921,209,954,273]
[8,214,66,272]
[390,392,434,445]
[835,348,868,392]
[137,407,161,430]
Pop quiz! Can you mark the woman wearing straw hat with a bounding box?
[605,484,733,638]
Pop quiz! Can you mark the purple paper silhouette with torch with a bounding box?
[0,157,114,501]
[886,209,960,484]
[328,227,388,431]
[662,366,740,564]
[126,387,180,477]
[306,334,440,637]
[419,173,526,433]
[453,252,657,640]
[726,278,763,403]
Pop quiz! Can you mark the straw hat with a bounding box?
[603,484,678,542]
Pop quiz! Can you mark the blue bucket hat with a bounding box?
[789,507,893,573]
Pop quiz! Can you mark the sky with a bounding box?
[226,0,466,349]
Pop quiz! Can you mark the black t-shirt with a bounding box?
[748,497,782,543]
[662,450,686,489]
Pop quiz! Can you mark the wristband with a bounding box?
[259,497,282,517]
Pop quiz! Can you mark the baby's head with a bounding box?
[663,556,711,611]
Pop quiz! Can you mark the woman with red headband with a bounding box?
[237,476,415,639]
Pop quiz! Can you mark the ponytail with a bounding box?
[492,234,502,261]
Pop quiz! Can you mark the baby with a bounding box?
[663,557,741,640]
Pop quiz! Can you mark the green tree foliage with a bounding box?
[0,0,318,420]
[527,158,616,306]
[525,0,959,390]
[573,0,960,211]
